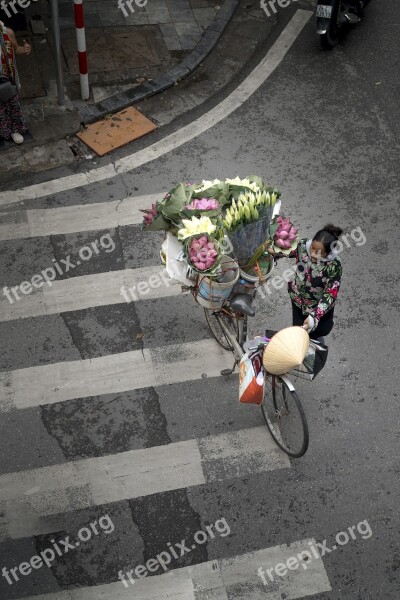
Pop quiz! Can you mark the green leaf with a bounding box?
[246,175,264,188]
[159,183,188,223]
[269,220,279,238]
[192,182,230,206]
[143,212,172,231]
[181,208,221,220]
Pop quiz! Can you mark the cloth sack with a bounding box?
[239,351,264,405]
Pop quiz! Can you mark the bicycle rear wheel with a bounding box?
[204,308,241,351]
[261,375,309,457]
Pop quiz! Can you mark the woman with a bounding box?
[270,224,343,340]
[0,21,31,144]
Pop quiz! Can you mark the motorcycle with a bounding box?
[316,0,370,49]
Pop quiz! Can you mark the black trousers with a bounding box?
[291,302,334,339]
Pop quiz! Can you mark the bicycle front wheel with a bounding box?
[261,375,309,457]
[204,308,240,351]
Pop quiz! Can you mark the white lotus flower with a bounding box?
[225,177,260,192]
[194,179,221,193]
[177,216,217,240]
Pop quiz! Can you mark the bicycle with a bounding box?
[201,290,310,458]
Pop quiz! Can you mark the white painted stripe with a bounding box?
[20,541,331,600]
[0,339,234,410]
[76,28,87,53]
[0,427,289,539]
[0,266,182,322]
[0,10,312,205]
[0,193,160,241]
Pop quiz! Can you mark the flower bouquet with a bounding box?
[184,234,222,275]
[242,215,299,277]
[141,176,297,290]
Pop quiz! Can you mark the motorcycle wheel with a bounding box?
[320,1,342,49]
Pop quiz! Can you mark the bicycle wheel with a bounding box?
[261,375,309,457]
[204,308,241,351]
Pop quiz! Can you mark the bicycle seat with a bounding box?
[230,293,255,317]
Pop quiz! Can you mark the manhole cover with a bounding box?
[76,106,157,156]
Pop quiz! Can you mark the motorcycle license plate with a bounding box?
[316,4,333,18]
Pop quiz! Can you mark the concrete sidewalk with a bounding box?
[0,0,234,169]
[0,0,314,178]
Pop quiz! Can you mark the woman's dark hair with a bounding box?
[313,224,343,255]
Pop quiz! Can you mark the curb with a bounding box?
[79,0,239,125]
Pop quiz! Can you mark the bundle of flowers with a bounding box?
[222,188,280,266]
[177,215,217,240]
[141,176,286,282]
[270,216,299,254]
[184,234,222,274]
[243,215,299,275]
[181,197,221,219]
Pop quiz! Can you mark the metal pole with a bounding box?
[50,0,65,106]
[73,0,89,100]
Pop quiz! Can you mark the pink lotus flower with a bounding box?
[142,203,158,227]
[188,235,219,271]
[274,216,298,250]
[185,198,220,211]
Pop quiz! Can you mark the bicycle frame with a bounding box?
[214,310,246,363]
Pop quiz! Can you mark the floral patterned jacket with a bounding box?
[287,238,342,329]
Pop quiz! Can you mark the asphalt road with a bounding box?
[0,1,399,599]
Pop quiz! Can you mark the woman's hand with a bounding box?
[7,29,31,56]
[302,316,314,332]
[267,247,285,259]
[22,40,31,55]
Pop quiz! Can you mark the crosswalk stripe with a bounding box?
[0,266,183,322]
[20,540,331,600]
[0,194,160,241]
[0,426,290,540]
[0,339,235,410]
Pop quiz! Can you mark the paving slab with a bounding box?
[61,27,162,75]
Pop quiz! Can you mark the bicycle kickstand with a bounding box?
[220,358,238,377]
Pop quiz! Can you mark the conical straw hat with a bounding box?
[262,326,309,375]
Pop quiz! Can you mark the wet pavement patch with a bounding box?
[62,302,143,358]
[40,387,171,460]
[129,488,208,572]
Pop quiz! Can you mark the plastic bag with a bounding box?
[239,351,265,404]
[291,341,328,380]
[161,232,197,286]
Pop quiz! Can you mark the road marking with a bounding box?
[0,194,160,241]
[0,266,185,322]
[0,10,312,205]
[0,427,289,539]
[0,339,235,410]
[20,540,331,600]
